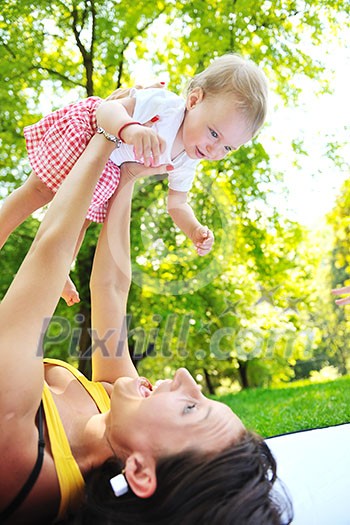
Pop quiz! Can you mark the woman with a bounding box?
[0,133,291,524]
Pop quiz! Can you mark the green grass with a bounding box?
[215,376,350,438]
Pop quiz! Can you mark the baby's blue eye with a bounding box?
[184,403,196,414]
[210,129,218,139]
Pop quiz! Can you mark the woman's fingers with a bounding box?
[106,81,165,101]
[331,285,350,306]
[331,286,350,295]
[150,137,160,167]
[335,296,350,306]
[158,135,167,156]
[120,161,174,181]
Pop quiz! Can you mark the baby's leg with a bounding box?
[0,172,54,249]
[61,219,91,306]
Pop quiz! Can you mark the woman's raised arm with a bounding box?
[90,162,171,383]
[0,135,115,420]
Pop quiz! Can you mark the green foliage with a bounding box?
[321,179,350,375]
[0,0,169,184]
[1,0,349,388]
[153,0,345,99]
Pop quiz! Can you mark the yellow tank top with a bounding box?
[42,358,110,521]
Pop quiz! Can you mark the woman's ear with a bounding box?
[124,453,157,498]
[186,87,204,110]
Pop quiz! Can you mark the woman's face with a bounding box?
[109,368,245,459]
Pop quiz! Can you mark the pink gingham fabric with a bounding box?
[24,97,120,222]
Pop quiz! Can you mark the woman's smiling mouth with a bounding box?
[138,377,153,398]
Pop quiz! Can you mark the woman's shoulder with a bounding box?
[44,359,111,412]
[44,359,83,391]
[0,403,60,523]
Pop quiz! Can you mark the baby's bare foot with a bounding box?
[62,276,80,306]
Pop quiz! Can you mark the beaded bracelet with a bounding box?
[117,121,142,142]
[96,127,122,148]
[97,121,142,147]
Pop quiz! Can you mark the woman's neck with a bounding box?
[74,412,115,474]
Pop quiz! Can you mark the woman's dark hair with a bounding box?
[76,431,293,525]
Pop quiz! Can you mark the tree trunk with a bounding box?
[203,367,215,395]
[237,360,249,389]
[78,302,92,379]
[76,244,96,378]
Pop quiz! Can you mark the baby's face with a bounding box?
[181,88,252,161]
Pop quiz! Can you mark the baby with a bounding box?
[0,54,268,305]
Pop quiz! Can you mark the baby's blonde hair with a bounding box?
[187,54,268,136]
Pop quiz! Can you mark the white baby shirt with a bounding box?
[109,88,199,192]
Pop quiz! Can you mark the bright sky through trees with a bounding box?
[263,35,349,228]
[127,23,349,229]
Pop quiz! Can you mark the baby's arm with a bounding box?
[167,189,214,256]
[96,97,166,167]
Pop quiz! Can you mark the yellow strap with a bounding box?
[42,384,85,519]
[44,358,110,413]
[42,359,110,519]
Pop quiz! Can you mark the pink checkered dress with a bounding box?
[24,97,121,223]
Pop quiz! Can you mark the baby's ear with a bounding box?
[186,87,204,110]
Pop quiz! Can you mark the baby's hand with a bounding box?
[191,226,214,256]
[120,124,166,168]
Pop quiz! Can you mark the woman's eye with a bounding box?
[210,129,218,139]
[184,403,196,414]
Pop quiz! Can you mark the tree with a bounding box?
[323,179,350,375]
[1,0,169,373]
[0,0,349,386]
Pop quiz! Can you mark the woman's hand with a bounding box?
[119,161,174,182]
[106,81,165,101]
[91,159,173,383]
[331,285,350,306]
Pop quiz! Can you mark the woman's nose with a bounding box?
[172,368,202,395]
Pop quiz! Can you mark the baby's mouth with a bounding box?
[195,146,205,158]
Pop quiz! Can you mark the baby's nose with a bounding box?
[207,143,223,159]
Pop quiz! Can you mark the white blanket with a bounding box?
[267,424,350,524]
